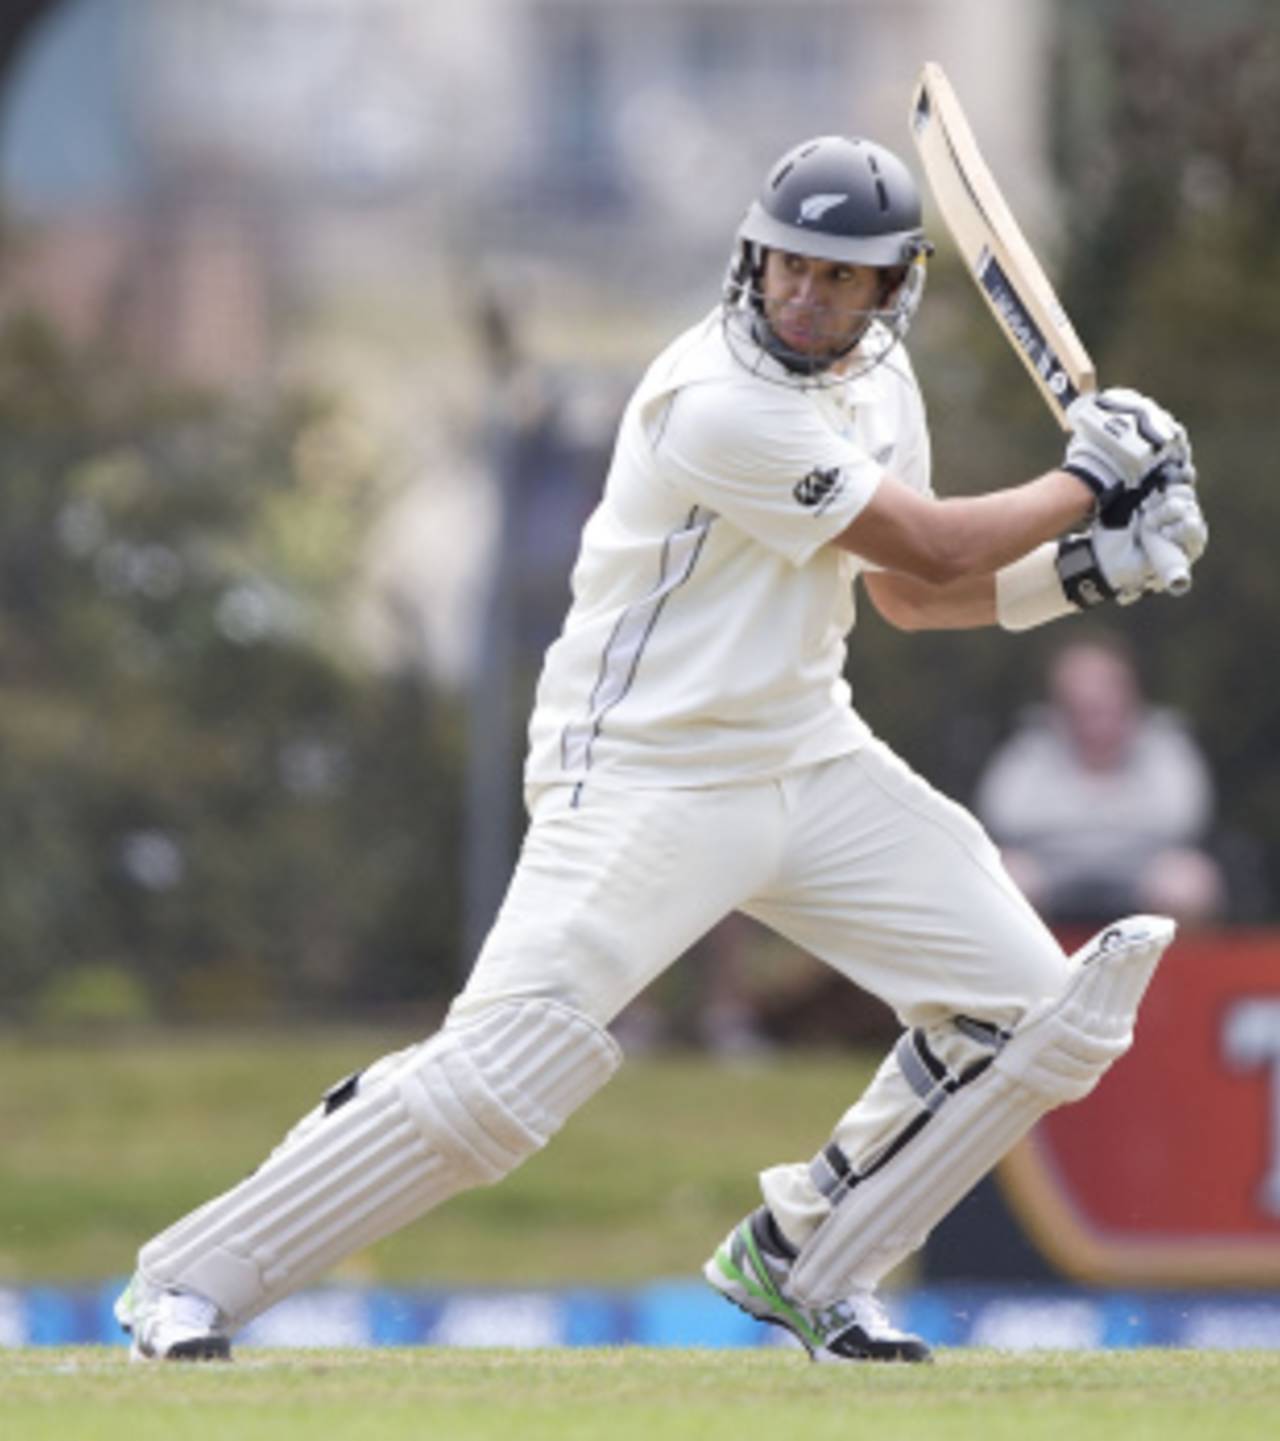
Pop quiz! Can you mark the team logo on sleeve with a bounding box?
[793,464,844,513]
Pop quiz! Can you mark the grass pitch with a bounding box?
[4,1347,1279,1441]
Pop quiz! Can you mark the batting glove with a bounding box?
[1055,524,1153,609]
[1063,388,1190,506]
[1139,478,1208,566]
[1055,466,1205,609]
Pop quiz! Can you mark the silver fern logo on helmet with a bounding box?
[798,193,848,224]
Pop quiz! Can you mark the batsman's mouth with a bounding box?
[771,313,826,351]
[768,307,861,358]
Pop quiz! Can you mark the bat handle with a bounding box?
[1141,459,1193,597]
[1144,529,1191,597]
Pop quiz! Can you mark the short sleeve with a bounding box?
[890,362,932,497]
[650,379,884,566]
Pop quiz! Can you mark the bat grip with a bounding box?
[1144,530,1191,597]
[1141,459,1192,597]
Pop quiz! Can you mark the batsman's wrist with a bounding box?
[1060,462,1110,505]
[995,543,1078,631]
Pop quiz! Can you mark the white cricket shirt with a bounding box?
[524,309,932,788]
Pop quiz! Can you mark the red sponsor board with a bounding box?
[998,928,1280,1285]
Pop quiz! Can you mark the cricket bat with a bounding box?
[909,61,1190,594]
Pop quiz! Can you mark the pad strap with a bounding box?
[808,1020,1007,1203]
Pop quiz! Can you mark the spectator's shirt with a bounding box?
[974,707,1216,885]
[524,309,931,789]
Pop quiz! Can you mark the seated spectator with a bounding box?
[974,634,1224,925]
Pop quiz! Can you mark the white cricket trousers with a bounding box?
[450,739,1069,1255]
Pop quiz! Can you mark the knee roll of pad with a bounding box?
[997,914,1175,1104]
[788,916,1175,1304]
[139,999,621,1329]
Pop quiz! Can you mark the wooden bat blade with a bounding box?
[910,61,1096,428]
[910,63,1190,596]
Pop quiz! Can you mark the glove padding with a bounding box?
[1056,476,1207,609]
[1064,388,1189,504]
[1142,481,1208,565]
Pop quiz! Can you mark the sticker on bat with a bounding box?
[975,248,1079,410]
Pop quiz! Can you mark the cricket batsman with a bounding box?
[117,134,1208,1362]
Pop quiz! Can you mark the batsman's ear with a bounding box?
[877,266,909,303]
[878,237,934,302]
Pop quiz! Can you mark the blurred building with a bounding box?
[2,0,1058,335]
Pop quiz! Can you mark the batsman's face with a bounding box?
[761,250,883,363]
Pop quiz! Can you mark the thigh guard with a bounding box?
[788,916,1175,1303]
[138,999,621,1329]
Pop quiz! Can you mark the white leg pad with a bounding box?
[137,999,621,1329]
[788,916,1175,1303]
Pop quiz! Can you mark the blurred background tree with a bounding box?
[0,311,465,1023]
[1059,1,1280,914]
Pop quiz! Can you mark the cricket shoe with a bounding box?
[704,1207,931,1363]
[115,1273,232,1361]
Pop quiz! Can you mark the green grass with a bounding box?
[3,1348,1279,1441]
[0,1031,878,1284]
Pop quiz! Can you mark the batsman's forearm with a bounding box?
[837,469,1095,584]
[928,470,1095,579]
[862,569,998,631]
